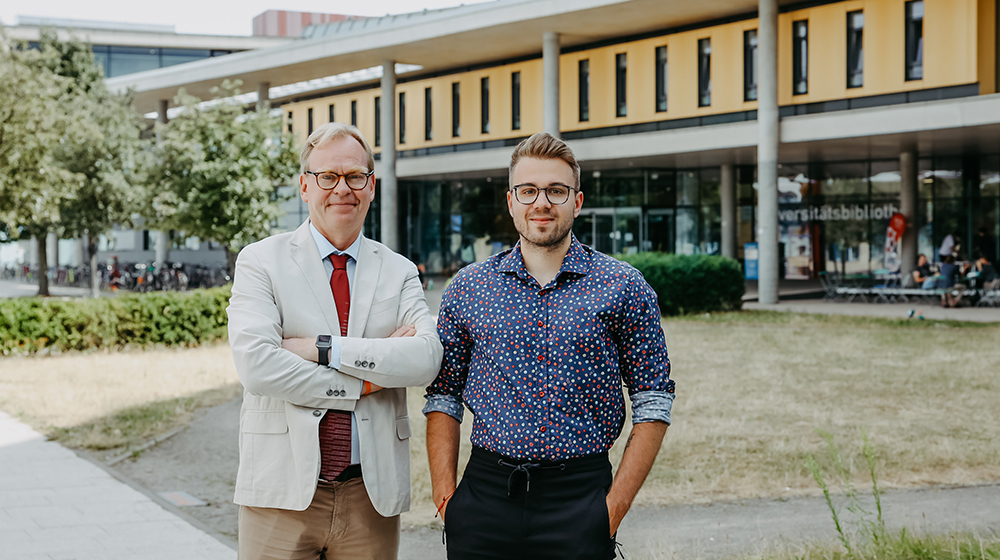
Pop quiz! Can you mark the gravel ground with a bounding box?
[108,395,1000,559]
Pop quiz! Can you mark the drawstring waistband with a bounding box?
[496,459,566,496]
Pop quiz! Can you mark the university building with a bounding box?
[44,1,1000,291]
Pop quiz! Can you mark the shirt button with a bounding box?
[537,321,543,327]
[538,392,544,398]
[313,410,322,417]
[326,389,334,396]
[538,355,544,361]
[540,426,546,432]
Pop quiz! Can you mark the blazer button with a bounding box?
[355,360,362,367]
[336,390,344,396]
[326,389,334,396]
[361,361,369,368]
[369,362,376,369]
[313,410,322,417]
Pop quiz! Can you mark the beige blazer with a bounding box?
[227,221,443,516]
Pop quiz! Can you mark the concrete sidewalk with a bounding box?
[0,410,235,560]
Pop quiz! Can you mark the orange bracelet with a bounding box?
[434,490,456,518]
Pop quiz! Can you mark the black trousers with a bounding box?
[444,447,617,560]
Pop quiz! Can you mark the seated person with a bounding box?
[974,253,998,289]
[938,255,968,308]
[912,253,936,289]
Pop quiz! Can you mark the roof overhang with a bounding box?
[108,0,772,115]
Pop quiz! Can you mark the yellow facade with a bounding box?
[286,0,992,152]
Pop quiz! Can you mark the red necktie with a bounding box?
[318,253,352,481]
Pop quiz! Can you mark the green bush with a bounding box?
[616,253,744,316]
[0,287,231,355]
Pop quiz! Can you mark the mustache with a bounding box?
[526,211,557,219]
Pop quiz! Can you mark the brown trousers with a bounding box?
[237,478,400,560]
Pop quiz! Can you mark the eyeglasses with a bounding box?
[510,184,576,205]
[304,169,374,190]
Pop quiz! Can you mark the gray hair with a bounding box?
[299,122,375,174]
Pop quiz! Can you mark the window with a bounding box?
[481,77,490,134]
[847,11,864,88]
[578,59,590,122]
[615,53,627,117]
[287,111,293,133]
[328,104,335,123]
[698,38,712,107]
[452,82,461,137]
[744,29,758,101]
[905,1,924,81]
[511,71,521,130]
[307,108,314,135]
[374,96,381,147]
[350,100,357,126]
[425,87,433,141]
[399,92,406,144]
[792,21,808,95]
[655,46,667,112]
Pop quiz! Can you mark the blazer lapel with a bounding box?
[289,221,341,336]
[349,237,382,338]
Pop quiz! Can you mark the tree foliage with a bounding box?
[147,81,298,276]
[0,30,148,296]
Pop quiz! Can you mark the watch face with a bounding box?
[317,335,332,345]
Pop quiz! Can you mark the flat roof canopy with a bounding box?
[109,0,792,114]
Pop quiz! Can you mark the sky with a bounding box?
[0,0,494,36]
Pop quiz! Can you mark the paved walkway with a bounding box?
[0,411,235,560]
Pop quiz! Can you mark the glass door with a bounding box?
[575,207,643,255]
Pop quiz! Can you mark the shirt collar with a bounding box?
[309,221,362,262]
[498,234,592,280]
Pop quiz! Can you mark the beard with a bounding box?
[514,210,574,250]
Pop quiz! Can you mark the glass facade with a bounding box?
[391,156,1000,277]
[89,45,232,78]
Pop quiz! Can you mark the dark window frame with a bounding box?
[698,38,712,107]
[905,1,924,81]
[374,96,381,147]
[744,29,758,102]
[481,77,490,134]
[350,100,357,127]
[328,104,335,123]
[615,53,627,117]
[307,107,314,135]
[847,11,864,88]
[399,91,407,144]
[452,82,461,137]
[425,87,433,141]
[655,46,668,113]
[511,71,521,130]
[579,59,590,122]
[792,20,809,95]
[287,111,293,133]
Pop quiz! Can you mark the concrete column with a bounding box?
[756,0,780,305]
[155,99,170,264]
[257,81,271,112]
[47,232,58,269]
[543,32,561,138]
[899,149,918,278]
[380,60,399,251]
[720,164,737,259]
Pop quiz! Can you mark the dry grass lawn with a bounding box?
[1,311,997,525]
[0,343,241,453]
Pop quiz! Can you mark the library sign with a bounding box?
[779,203,900,222]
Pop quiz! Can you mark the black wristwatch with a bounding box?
[316,335,332,366]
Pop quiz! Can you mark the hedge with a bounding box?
[0,287,231,356]
[616,253,745,316]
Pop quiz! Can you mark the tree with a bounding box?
[0,30,147,297]
[147,81,298,277]
[0,32,80,296]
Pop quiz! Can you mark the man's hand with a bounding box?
[280,326,416,394]
[426,411,461,523]
[605,421,668,536]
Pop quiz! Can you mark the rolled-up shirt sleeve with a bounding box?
[423,274,474,423]
[616,267,675,426]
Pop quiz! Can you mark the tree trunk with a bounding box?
[224,244,238,284]
[88,235,100,298]
[36,234,50,297]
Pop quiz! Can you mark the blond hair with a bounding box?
[299,122,375,174]
[509,132,581,189]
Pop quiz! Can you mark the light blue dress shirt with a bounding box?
[309,222,363,465]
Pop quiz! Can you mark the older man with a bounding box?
[424,132,675,559]
[228,122,442,560]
